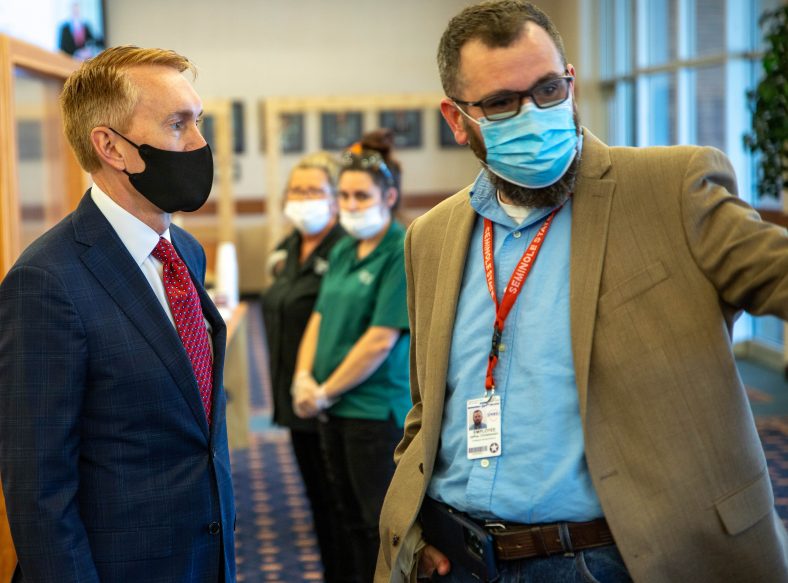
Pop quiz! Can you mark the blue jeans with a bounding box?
[432,545,632,583]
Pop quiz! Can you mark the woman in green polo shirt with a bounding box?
[293,130,410,583]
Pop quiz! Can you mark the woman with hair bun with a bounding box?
[293,130,410,583]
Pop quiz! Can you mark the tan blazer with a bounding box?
[375,130,788,583]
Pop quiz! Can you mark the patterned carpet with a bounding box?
[760,418,788,525]
[232,300,788,581]
[232,302,324,582]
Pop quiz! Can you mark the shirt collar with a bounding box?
[90,183,171,266]
[468,171,551,229]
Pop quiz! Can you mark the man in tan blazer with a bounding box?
[375,2,788,582]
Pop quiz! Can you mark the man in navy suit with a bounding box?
[0,46,235,582]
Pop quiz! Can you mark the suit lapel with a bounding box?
[570,132,615,420]
[423,195,476,453]
[73,195,211,438]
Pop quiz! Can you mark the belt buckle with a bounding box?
[557,523,575,558]
[484,521,506,533]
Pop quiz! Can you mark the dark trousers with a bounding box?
[290,428,343,583]
[318,415,401,583]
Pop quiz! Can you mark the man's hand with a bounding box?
[418,544,451,578]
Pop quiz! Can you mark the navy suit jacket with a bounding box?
[0,192,236,582]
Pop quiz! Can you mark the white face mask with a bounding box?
[284,199,333,235]
[339,204,389,240]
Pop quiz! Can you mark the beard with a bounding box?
[464,109,581,209]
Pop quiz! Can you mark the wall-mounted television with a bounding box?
[0,0,105,60]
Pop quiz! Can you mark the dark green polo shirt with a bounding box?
[313,221,411,426]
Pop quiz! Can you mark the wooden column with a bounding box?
[206,100,236,245]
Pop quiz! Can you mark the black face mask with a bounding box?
[110,128,213,213]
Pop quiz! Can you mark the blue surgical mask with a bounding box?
[460,97,579,189]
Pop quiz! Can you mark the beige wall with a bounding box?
[107,0,483,199]
[106,0,591,200]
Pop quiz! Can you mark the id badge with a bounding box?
[466,395,502,460]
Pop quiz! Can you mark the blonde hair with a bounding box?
[60,45,196,172]
[287,151,340,194]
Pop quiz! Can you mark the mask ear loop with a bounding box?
[108,128,142,177]
[453,101,483,126]
[108,127,142,149]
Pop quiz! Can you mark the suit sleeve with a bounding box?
[680,146,788,318]
[0,265,100,582]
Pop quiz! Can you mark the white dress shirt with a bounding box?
[90,184,210,338]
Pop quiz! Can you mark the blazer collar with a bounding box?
[420,190,477,461]
[570,129,615,419]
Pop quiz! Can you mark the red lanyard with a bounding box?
[483,206,562,394]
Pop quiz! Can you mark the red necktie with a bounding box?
[152,237,213,425]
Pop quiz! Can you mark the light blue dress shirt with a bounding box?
[426,170,603,524]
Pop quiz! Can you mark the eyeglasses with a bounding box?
[340,149,395,187]
[286,187,331,199]
[451,76,574,121]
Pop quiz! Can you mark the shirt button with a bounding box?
[392,534,400,546]
[513,231,522,239]
[208,521,221,535]
[480,459,490,468]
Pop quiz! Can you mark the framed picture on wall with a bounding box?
[200,115,241,182]
[438,109,463,148]
[320,111,363,150]
[280,113,305,153]
[257,101,267,152]
[201,114,216,151]
[17,120,43,161]
[202,107,245,154]
[379,109,422,149]
[231,100,245,154]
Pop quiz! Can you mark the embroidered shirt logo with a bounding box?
[358,270,375,285]
[314,258,329,275]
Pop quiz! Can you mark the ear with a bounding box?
[440,97,469,146]
[90,127,127,171]
[383,186,398,209]
[566,63,577,97]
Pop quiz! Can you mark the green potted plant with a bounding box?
[744,4,788,202]
[743,5,788,381]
